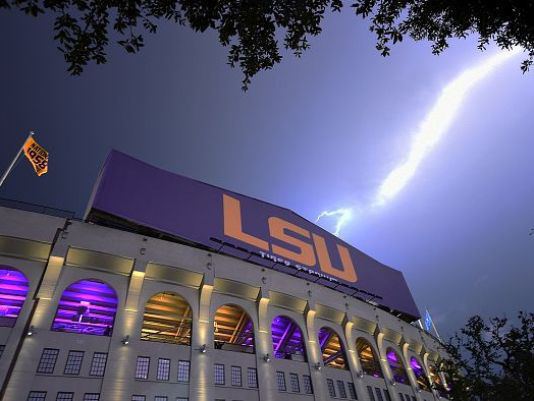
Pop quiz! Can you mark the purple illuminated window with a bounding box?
[410,357,430,391]
[386,348,409,384]
[0,266,29,328]
[318,326,348,369]
[271,315,306,361]
[52,279,118,336]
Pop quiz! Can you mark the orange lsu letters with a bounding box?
[222,194,358,283]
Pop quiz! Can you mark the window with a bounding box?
[374,388,384,401]
[231,366,242,387]
[347,382,357,399]
[27,392,47,401]
[383,390,391,401]
[289,373,300,393]
[386,348,409,384]
[154,397,167,401]
[276,371,287,392]
[56,393,74,401]
[398,393,405,401]
[404,394,411,401]
[271,316,306,361]
[0,267,29,328]
[89,352,108,376]
[131,396,146,401]
[0,345,5,358]
[157,358,171,381]
[319,327,348,369]
[64,351,84,375]
[37,348,59,374]
[214,304,255,353]
[176,398,188,401]
[303,375,313,394]
[337,380,347,398]
[367,386,376,401]
[177,360,190,382]
[142,292,192,345]
[83,395,100,401]
[356,338,383,378]
[411,397,416,401]
[214,363,225,385]
[326,379,336,398]
[247,368,258,388]
[52,279,117,336]
[136,356,150,379]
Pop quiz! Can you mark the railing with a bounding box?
[0,197,76,219]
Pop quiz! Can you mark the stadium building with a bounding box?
[0,151,450,401]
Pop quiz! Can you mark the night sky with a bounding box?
[1,9,533,337]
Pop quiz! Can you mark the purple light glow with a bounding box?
[52,279,118,336]
[271,315,306,360]
[411,357,431,391]
[0,267,29,328]
[386,348,409,384]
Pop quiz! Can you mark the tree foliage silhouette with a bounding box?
[2,1,533,88]
[443,311,534,401]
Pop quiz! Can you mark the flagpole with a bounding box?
[0,131,34,189]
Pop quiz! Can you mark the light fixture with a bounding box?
[263,353,271,363]
[314,362,322,371]
[389,379,397,386]
[357,371,364,379]
[199,344,207,353]
[121,335,130,345]
[27,325,35,336]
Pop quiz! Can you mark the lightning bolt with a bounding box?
[315,208,353,236]
[316,48,522,236]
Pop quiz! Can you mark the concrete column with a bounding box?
[375,328,402,401]
[255,290,275,401]
[304,303,328,401]
[190,271,214,401]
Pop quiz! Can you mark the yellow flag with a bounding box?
[23,136,49,176]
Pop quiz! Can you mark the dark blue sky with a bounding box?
[1,9,533,337]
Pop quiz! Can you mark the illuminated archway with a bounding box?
[141,292,192,345]
[52,279,118,336]
[318,326,348,369]
[271,315,306,361]
[429,364,447,396]
[410,357,431,391]
[0,266,29,328]
[356,338,383,378]
[214,304,255,353]
[386,347,409,384]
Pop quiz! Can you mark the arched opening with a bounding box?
[429,364,447,396]
[52,279,118,336]
[271,315,307,361]
[386,348,409,384]
[356,338,383,378]
[0,266,29,328]
[141,292,192,345]
[318,326,348,369]
[410,357,431,391]
[214,304,255,353]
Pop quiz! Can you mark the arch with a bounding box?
[356,337,383,378]
[318,326,348,369]
[214,304,255,353]
[271,315,307,361]
[0,266,29,328]
[410,356,431,391]
[386,347,409,384]
[52,279,118,336]
[141,292,192,345]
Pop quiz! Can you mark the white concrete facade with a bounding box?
[0,205,449,401]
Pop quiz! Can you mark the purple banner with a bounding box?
[86,151,420,319]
